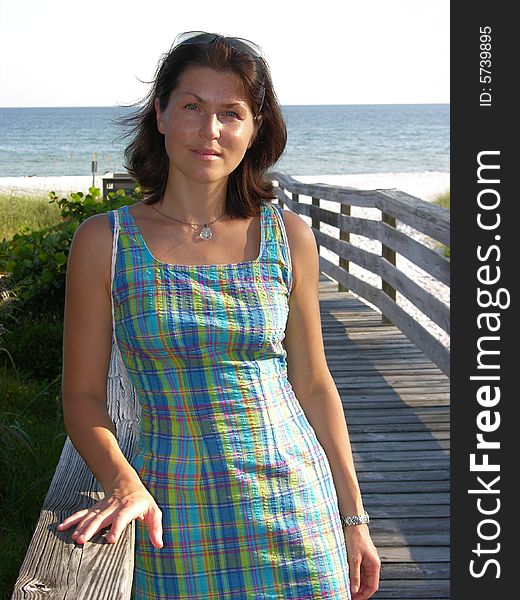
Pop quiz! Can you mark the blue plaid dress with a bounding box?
[108,201,351,599]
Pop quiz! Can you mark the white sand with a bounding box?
[0,171,450,351]
[0,171,449,201]
[0,175,111,196]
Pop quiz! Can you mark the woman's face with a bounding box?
[155,66,261,187]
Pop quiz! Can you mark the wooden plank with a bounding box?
[352,460,449,473]
[344,399,450,410]
[350,431,450,443]
[380,561,450,579]
[359,481,450,494]
[319,255,450,375]
[12,345,139,599]
[351,440,450,452]
[271,173,450,245]
[356,470,449,483]
[352,452,448,464]
[347,409,449,420]
[317,281,449,596]
[374,580,450,599]
[314,228,450,334]
[378,547,449,563]
[300,202,449,285]
[375,189,450,246]
[368,504,449,518]
[368,517,450,534]
[273,177,382,210]
[371,531,449,547]
[348,423,450,434]
[362,493,449,507]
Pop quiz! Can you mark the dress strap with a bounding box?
[269,202,293,294]
[108,209,121,344]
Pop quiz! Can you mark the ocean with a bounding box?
[0,104,449,178]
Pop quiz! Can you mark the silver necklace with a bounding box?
[150,204,227,240]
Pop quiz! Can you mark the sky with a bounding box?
[0,0,449,107]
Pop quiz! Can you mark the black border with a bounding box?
[451,3,514,598]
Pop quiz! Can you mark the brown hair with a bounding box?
[120,35,287,217]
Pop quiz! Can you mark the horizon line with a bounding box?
[0,101,450,109]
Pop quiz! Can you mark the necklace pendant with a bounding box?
[199,224,212,240]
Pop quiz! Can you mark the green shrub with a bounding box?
[2,314,64,381]
[0,188,141,593]
[0,187,138,319]
[0,368,64,596]
[0,274,18,370]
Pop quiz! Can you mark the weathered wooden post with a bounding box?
[381,211,397,324]
[311,197,320,254]
[338,203,351,293]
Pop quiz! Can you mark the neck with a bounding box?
[158,172,229,222]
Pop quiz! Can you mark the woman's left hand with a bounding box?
[343,524,381,600]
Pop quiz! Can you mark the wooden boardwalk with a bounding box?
[13,175,451,598]
[318,274,450,600]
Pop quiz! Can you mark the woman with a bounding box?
[57,32,380,599]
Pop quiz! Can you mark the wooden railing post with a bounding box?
[338,203,351,293]
[311,197,320,254]
[381,212,397,324]
[267,172,450,375]
[278,187,285,209]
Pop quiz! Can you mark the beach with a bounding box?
[0,171,449,201]
[0,171,450,350]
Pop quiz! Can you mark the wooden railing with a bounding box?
[11,173,450,598]
[11,347,140,599]
[270,172,450,377]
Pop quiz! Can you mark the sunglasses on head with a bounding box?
[173,31,264,59]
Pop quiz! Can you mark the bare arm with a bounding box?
[57,213,163,547]
[282,209,380,599]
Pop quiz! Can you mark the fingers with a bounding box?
[68,508,114,545]
[144,505,163,548]
[105,507,137,543]
[57,509,90,531]
[57,501,124,545]
[348,551,362,596]
[56,490,164,549]
[351,555,381,600]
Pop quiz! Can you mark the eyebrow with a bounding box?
[179,92,247,108]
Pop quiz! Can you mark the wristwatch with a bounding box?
[339,510,370,527]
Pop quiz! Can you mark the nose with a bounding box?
[199,112,221,140]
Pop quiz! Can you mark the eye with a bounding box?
[184,103,200,111]
[220,110,244,121]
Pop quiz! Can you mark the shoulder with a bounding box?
[276,206,317,257]
[71,212,113,250]
[68,212,114,286]
[274,206,318,291]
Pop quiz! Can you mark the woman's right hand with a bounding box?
[57,477,163,548]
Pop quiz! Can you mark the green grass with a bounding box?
[432,189,450,209]
[431,189,450,257]
[0,194,63,241]
[0,367,65,598]
[0,193,65,596]
[0,187,139,597]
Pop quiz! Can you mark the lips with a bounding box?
[192,149,221,157]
